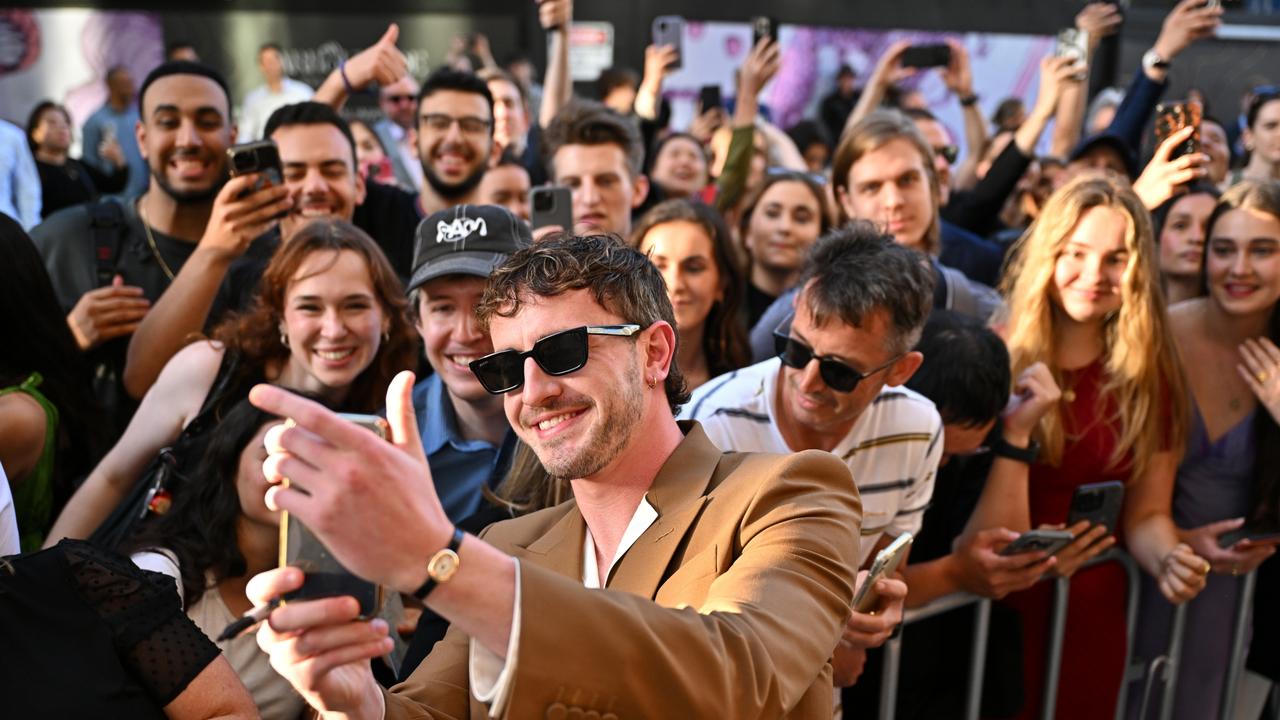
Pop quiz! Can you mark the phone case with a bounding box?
[529,185,574,232]
[999,529,1074,557]
[651,16,683,70]
[277,415,388,619]
[852,532,913,613]
[1066,480,1124,533]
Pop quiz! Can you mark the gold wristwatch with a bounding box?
[413,527,465,600]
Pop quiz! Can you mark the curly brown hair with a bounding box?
[211,219,417,412]
[476,233,690,414]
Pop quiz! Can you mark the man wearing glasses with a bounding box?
[414,68,495,217]
[683,222,941,687]
[244,233,861,718]
[374,74,425,192]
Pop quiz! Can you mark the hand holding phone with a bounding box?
[651,15,684,70]
[529,185,573,235]
[1067,481,1124,533]
[900,43,952,69]
[852,533,912,613]
[998,528,1074,557]
[278,414,390,619]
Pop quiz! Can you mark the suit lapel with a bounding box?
[606,423,721,596]
[519,502,586,581]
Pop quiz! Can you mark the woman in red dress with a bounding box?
[999,174,1210,718]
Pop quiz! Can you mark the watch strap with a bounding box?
[959,93,979,107]
[992,435,1041,464]
[412,526,465,601]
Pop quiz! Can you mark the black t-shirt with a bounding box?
[842,439,1026,719]
[746,282,778,332]
[0,540,220,717]
[351,180,422,283]
[36,158,129,219]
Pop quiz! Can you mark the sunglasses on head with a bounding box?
[469,324,642,395]
[934,144,959,165]
[773,330,902,394]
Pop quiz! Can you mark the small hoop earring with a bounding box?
[382,329,390,342]
[279,330,290,348]
[646,376,657,389]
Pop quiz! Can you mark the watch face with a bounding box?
[428,550,460,582]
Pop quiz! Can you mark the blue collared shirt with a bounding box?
[413,373,512,523]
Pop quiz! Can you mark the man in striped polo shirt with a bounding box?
[681,221,941,686]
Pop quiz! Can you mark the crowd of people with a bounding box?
[2,0,1280,717]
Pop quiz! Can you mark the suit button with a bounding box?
[566,708,584,720]
[602,714,619,720]
[545,703,568,720]
[584,712,601,720]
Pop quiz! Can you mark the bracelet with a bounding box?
[992,435,1040,464]
[959,93,979,107]
[339,59,354,94]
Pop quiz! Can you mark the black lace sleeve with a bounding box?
[63,540,220,707]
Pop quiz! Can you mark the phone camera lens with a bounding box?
[533,191,553,212]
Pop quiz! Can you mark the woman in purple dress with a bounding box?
[1134,179,1280,719]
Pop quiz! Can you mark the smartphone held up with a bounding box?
[278,413,390,619]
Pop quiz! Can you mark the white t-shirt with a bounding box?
[239,77,315,141]
[0,463,19,555]
[680,358,942,566]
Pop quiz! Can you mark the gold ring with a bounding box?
[1232,565,1241,576]
[1259,371,1270,383]
[1201,560,1211,576]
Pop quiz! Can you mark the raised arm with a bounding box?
[247,375,859,719]
[714,37,780,212]
[941,39,988,189]
[538,0,573,129]
[846,39,914,135]
[633,44,678,122]
[45,341,224,545]
[123,175,288,399]
[314,24,408,111]
[1047,4,1118,157]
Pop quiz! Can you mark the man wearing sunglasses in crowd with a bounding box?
[245,233,862,718]
[683,222,941,688]
[374,74,425,192]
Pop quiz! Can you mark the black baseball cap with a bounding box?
[1067,133,1139,180]
[407,204,532,293]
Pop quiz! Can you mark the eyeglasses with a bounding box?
[773,331,902,393]
[934,145,959,165]
[421,113,493,135]
[469,324,642,394]
[383,94,416,104]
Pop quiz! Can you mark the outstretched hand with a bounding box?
[254,370,452,594]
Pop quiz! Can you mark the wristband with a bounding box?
[339,59,354,94]
[412,527,465,601]
[992,435,1040,464]
[959,93,979,107]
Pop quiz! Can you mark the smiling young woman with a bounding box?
[1136,179,1280,719]
[44,219,417,546]
[998,173,1202,719]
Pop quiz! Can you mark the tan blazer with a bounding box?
[385,422,862,719]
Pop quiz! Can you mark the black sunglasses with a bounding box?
[934,144,959,165]
[469,324,642,394]
[774,331,902,393]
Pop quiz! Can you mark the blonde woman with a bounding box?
[999,173,1207,719]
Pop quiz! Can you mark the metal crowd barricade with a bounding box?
[877,592,992,720]
[1220,569,1258,720]
[874,550,1264,719]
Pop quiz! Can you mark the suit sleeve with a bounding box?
[498,451,860,718]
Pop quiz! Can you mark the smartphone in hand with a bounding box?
[852,532,913,613]
[529,185,574,234]
[278,413,389,619]
[999,529,1074,557]
[652,15,684,70]
[901,43,952,69]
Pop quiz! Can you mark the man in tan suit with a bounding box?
[246,234,862,718]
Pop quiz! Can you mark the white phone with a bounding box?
[852,532,913,614]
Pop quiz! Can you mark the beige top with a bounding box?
[133,550,307,720]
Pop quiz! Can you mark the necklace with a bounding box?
[136,199,176,281]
